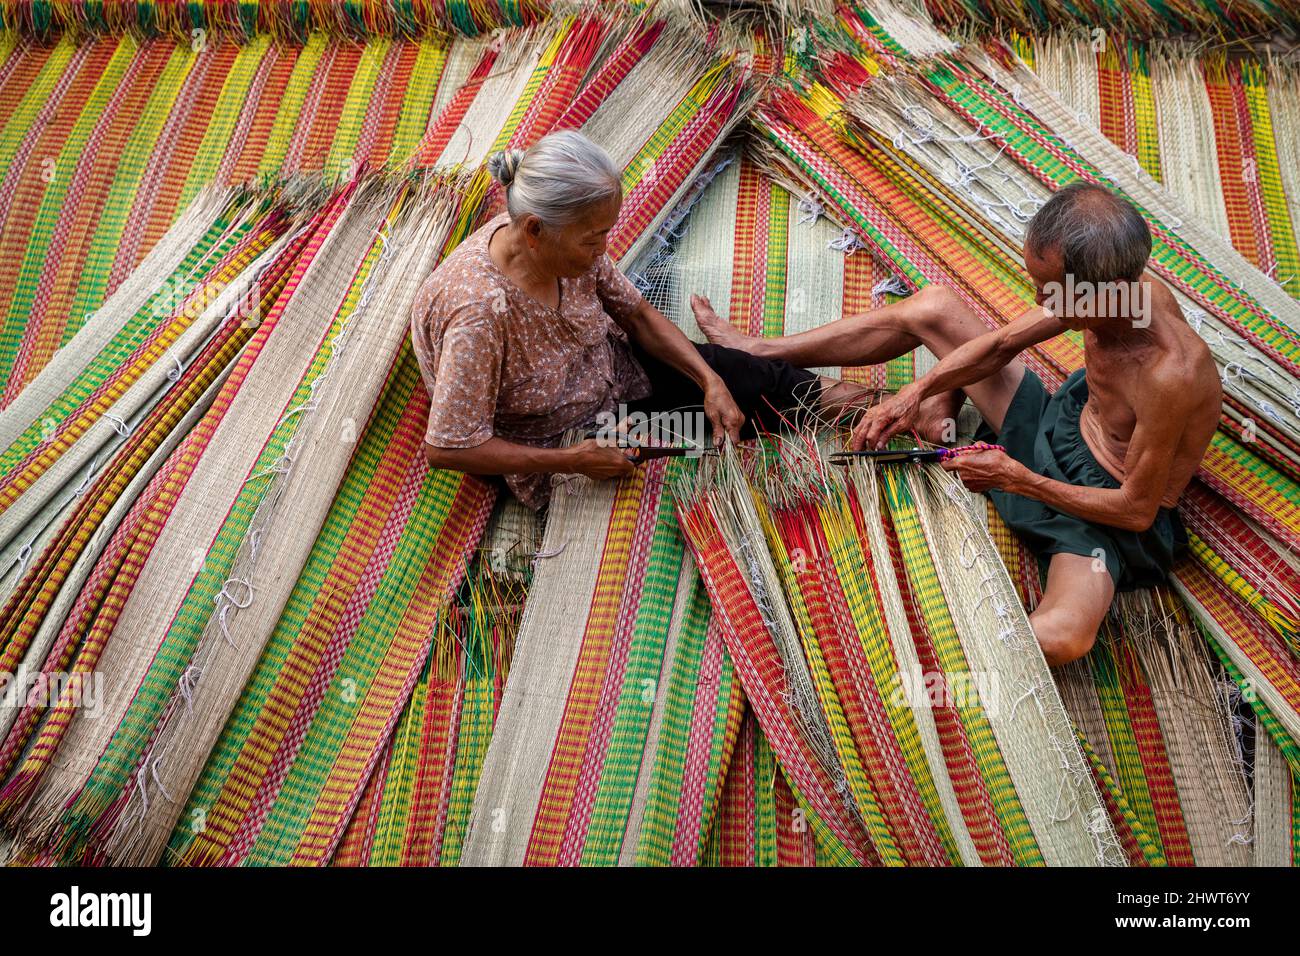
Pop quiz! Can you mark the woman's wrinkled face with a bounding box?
[526,194,622,278]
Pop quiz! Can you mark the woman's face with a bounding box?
[527,195,622,278]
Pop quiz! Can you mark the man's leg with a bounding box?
[1028,552,1115,666]
[691,285,1027,435]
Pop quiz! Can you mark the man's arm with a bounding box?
[944,364,1192,532]
[854,307,1064,449]
[910,308,1063,402]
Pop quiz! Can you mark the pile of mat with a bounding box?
[1056,589,1253,866]
[1014,32,1300,300]
[332,568,524,867]
[745,1,1297,861]
[651,150,919,387]
[461,456,746,865]
[0,180,301,603]
[0,2,767,865]
[921,0,1300,39]
[0,7,758,390]
[673,439,1125,865]
[0,0,549,42]
[0,171,493,865]
[2,0,1298,867]
[0,28,464,396]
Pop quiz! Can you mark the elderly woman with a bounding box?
[410,130,852,509]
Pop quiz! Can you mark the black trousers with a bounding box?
[626,342,822,439]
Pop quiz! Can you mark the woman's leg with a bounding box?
[628,342,876,440]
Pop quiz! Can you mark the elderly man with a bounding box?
[693,182,1222,666]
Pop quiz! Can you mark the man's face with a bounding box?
[527,195,621,278]
[1023,243,1092,331]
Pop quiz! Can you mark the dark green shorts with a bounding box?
[974,368,1186,591]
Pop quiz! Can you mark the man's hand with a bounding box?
[567,439,638,480]
[940,448,1025,493]
[703,377,745,446]
[851,385,922,450]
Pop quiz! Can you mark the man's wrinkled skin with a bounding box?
[693,234,1221,667]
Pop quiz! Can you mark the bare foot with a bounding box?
[690,293,753,352]
[915,389,965,444]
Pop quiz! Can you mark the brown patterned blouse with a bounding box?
[410,211,652,509]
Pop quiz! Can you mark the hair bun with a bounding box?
[488,149,525,188]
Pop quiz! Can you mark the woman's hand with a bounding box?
[940,448,1024,493]
[566,439,639,480]
[851,385,922,450]
[703,377,745,446]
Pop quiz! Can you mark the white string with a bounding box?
[177,664,202,713]
[72,456,100,496]
[871,275,911,298]
[796,195,823,226]
[531,541,568,567]
[213,577,255,648]
[956,529,982,569]
[948,142,1010,190]
[828,228,865,256]
[148,754,174,804]
[1007,676,1046,723]
[1257,401,1285,424]
[134,767,150,819]
[103,413,132,437]
[891,104,999,150]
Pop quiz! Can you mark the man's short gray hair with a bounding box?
[487,130,622,228]
[1025,182,1152,286]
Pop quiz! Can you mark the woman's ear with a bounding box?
[522,214,545,247]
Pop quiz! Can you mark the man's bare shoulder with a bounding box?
[1143,275,1214,368]
[1142,346,1214,395]
[1139,327,1221,422]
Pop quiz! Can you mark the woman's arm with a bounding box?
[617,299,722,390]
[591,255,743,442]
[616,299,745,442]
[426,436,636,480]
[414,306,635,479]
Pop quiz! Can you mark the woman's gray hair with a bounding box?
[1025,182,1152,286]
[487,130,622,228]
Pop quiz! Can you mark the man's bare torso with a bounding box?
[1076,276,1221,507]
